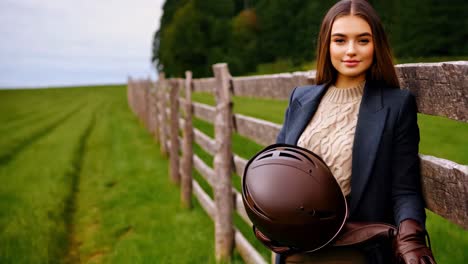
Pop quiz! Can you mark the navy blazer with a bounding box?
[276,80,426,226]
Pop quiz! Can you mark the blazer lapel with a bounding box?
[286,84,328,144]
[350,81,388,215]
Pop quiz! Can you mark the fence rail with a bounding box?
[127,61,468,264]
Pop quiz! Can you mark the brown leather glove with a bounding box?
[393,219,436,264]
[253,226,294,254]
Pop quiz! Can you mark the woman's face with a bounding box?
[330,15,374,87]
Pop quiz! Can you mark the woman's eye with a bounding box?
[359,39,370,44]
[334,39,345,44]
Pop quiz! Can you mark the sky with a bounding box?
[0,0,164,88]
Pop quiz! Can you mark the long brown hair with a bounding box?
[315,0,399,88]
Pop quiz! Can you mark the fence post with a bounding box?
[158,73,169,157]
[147,78,153,131]
[150,78,159,141]
[143,79,150,129]
[134,80,139,119]
[135,80,140,120]
[169,78,181,184]
[138,80,144,122]
[181,71,194,209]
[213,63,234,262]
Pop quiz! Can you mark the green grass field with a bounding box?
[0,86,466,264]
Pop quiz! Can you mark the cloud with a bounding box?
[0,0,164,88]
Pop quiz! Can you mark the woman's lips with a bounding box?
[343,60,360,67]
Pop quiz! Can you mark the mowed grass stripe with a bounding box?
[0,104,97,264]
[0,104,84,165]
[0,88,84,124]
[0,90,56,123]
[0,99,82,135]
[63,111,97,263]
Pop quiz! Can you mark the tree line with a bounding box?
[152,0,467,78]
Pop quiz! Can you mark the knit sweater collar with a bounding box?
[324,81,365,104]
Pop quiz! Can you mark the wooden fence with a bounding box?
[127,61,468,264]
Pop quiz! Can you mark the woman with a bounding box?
[273,0,436,263]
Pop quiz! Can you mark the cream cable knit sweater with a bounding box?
[297,81,365,196]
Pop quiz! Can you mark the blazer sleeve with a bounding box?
[276,87,297,144]
[391,92,426,226]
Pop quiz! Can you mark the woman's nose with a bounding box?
[346,42,356,56]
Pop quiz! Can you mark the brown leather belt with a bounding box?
[284,222,396,263]
[285,246,366,264]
